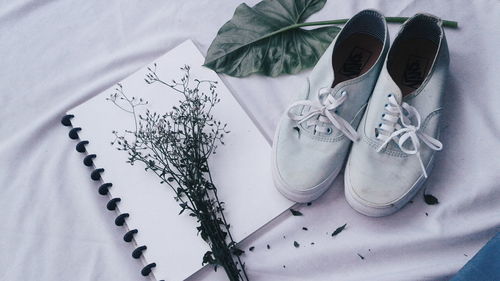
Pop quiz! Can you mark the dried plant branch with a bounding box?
[110,65,248,281]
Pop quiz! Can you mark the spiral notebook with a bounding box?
[61,40,293,281]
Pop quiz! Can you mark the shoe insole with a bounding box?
[388,38,438,96]
[332,33,383,88]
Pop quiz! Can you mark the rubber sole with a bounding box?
[344,155,435,217]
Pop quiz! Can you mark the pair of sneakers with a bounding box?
[272,10,449,217]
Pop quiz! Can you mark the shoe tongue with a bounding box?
[309,72,334,105]
[318,83,344,104]
[390,83,404,105]
[379,66,404,104]
[315,81,350,136]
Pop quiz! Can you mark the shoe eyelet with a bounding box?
[384,103,388,108]
[382,113,385,117]
[378,123,382,127]
[326,128,333,135]
[387,94,392,97]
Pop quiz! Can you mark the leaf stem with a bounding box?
[295,17,458,29]
[263,16,458,40]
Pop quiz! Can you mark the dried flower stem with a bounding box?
[110,65,248,281]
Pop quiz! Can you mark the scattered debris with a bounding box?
[290,208,303,216]
[267,244,271,250]
[232,248,245,256]
[332,223,347,237]
[302,227,308,231]
[294,241,300,248]
[424,193,439,205]
[357,253,365,260]
[249,246,255,252]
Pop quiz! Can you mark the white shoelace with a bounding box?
[376,94,443,178]
[286,88,359,141]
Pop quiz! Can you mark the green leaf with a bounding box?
[204,0,340,77]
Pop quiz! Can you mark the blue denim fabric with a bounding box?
[450,232,500,281]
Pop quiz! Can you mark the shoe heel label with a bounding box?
[340,47,372,78]
[403,55,429,89]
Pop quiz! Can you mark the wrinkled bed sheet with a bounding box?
[1,1,499,280]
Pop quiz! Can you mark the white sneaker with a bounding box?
[345,13,449,216]
[272,10,389,203]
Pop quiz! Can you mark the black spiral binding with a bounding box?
[123,229,138,242]
[69,127,81,140]
[106,198,121,211]
[132,245,147,259]
[61,114,74,126]
[115,213,129,226]
[61,114,157,278]
[83,154,96,167]
[76,141,89,153]
[98,183,112,195]
[141,263,157,276]
[91,168,104,181]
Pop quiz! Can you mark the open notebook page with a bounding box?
[68,40,293,281]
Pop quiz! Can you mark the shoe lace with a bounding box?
[286,87,359,141]
[376,94,443,178]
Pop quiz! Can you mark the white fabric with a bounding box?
[0,1,499,281]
